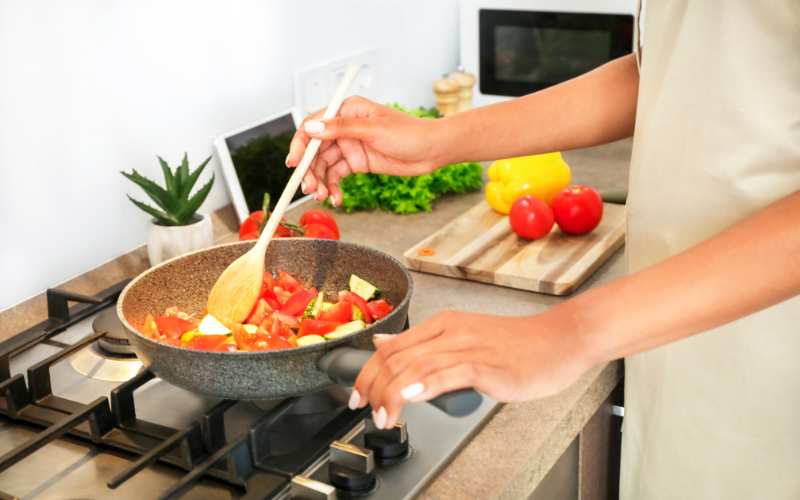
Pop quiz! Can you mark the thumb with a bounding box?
[304,116,376,143]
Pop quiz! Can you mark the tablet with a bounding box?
[214,107,311,225]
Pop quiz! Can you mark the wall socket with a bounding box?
[293,48,378,117]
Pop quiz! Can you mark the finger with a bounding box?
[367,333,474,414]
[324,159,354,207]
[373,352,467,429]
[305,144,341,198]
[352,315,449,409]
[304,116,378,143]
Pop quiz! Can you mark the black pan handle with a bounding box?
[318,347,483,418]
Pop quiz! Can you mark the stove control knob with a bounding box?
[329,441,375,492]
[364,420,409,460]
[291,476,336,500]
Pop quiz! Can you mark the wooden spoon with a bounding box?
[208,64,360,327]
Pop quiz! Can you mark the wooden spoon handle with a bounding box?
[254,64,360,254]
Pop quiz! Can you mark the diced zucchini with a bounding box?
[243,324,258,334]
[321,302,334,311]
[296,335,326,346]
[349,275,380,301]
[303,292,325,319]
[324,320,366,340]
[352,305,364,322]
[181,331,200,344]
[198,315,232,336]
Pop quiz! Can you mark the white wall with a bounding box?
[0,0,459,312]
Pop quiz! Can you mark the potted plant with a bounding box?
[122,153,215,266]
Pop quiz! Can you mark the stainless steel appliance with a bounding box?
[0,282,499,500]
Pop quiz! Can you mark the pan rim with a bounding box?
[117,238,413,358]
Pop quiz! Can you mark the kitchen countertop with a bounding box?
[0,138,632,499]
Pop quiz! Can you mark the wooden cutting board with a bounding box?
[404,201,625,295]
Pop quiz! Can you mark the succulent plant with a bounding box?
[122,153,214,226]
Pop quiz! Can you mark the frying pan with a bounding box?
[117,239,481,417]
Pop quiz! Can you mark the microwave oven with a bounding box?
[460,0,637,108]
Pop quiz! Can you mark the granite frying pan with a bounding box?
[117,239,481,417]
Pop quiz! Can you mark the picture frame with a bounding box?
[213,107,310,225]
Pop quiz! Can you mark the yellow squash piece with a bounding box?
[485,152,571,214]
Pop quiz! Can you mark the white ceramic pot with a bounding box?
[146,213,213,266]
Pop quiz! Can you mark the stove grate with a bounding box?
[0,281,376,500]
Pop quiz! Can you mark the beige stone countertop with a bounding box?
[0,138,632,499]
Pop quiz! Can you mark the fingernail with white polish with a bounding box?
[301,180,307,194]
[305,120,325,134]
[329,195,336,207]
[373,407,387,429]
[401,382,425,401]
[285,153,290,166]
[348,389,361,410]
[372,334,391,345]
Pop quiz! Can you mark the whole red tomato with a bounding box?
[551,186,603,235]
[303,223,338,240]
[509,195,555,240]
[299,209,339,239]
[239,211,291,240]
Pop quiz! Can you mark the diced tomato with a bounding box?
[259,314,294,339]
[287,335,298,347]
[274,286,293,306]
[308,287,319,297]
[280,290,316,317]
[184,334,229,351]
[367,299,394,321]
[297,319,339,338]
[258,285,277,302]
[232,323,261,351]
[278,270,301,293]
[263,272,279,290]
[214,341,238,352]
[246,299,273,325]
[318,302,354,324]
[143,314,162,340]
[339,292,373,324]
[274,311,300,329]
[163,306,200,327]
[263,334,292,350]
[161,337,182,347]
[263,297,280,311]
[154,316,197,339]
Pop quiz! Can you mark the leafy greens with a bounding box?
[333,104,483,214]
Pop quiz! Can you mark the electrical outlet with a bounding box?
[293,49,379,117]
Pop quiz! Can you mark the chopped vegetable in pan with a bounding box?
[140,271,393,352]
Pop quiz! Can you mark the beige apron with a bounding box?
[621,0,800,498]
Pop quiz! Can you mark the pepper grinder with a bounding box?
[450,71,476,113]
[432,77,460,117]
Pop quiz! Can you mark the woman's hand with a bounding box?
[287,96,446,206]
[350,310,592,429]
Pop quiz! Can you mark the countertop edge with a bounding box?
[498,360,623,500]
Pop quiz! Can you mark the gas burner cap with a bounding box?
[93,308,135,355]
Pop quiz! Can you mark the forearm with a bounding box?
[432,53,640,166]
[550,190,800,367]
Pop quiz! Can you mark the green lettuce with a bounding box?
[333,104,483,214]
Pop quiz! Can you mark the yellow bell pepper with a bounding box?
[485,152,571,214]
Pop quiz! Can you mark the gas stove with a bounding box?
[0,281,499,500]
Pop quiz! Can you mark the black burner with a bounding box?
[93,308,135,355]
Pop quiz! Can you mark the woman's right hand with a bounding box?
[287,96,446,206]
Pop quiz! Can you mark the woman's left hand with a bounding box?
[350,310,592,429]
